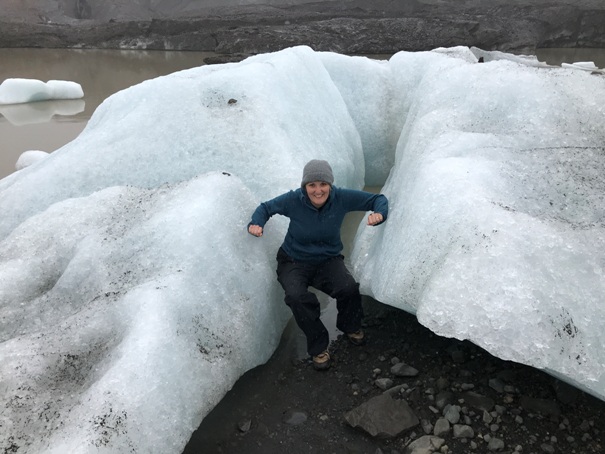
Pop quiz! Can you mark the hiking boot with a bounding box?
[312,350,331,371]
[347,329,365,346]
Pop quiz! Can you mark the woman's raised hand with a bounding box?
[367,213,384,226]
[248,224,264,237]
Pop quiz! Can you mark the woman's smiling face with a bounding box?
[305,181,331,208]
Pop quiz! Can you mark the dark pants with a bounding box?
[276,248,363,356]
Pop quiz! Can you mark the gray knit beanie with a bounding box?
[301,159,334,188]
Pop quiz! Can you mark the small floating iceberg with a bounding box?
[561,61,603,73]
[0,78,84,105]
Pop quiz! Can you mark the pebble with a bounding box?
[452,424,474,438]
[375,378,393,390]
[421,419,433,435]
[444,406,460,424]
[540,443,555,453]
[392,363,419,377]
[237,419,252,433]
[282,410,307,426]
[434,418,450,437]
[488,437,505,451]
[436,377,449,390]
[488,378,505,393]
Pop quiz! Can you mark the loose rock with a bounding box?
[405,435,445,454]
[344,393,420,438]
[282,410,307,426]
[391,363,419,377]
[452,424,474,439]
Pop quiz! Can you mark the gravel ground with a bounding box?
[184,298,604,454]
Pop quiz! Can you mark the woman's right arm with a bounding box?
[247,190,294,237]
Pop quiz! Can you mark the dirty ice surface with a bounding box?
[0,46,604,453]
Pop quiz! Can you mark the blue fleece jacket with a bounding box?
[249,186,388,263]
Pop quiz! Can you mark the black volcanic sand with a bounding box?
[184,297,604,454]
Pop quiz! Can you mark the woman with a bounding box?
[248,159,388,370]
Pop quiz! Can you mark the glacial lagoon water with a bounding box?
[0,48,216,180]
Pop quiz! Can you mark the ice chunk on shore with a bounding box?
[1,45,604,454]
[352,47,605,400]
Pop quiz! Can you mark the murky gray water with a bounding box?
[1,47,603,180]
[0,48,216,180]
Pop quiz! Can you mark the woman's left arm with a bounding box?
[339,188,388,226]
[366,193,388,225]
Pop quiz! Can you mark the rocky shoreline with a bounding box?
[1,1,605,57]
[185,298,604,454]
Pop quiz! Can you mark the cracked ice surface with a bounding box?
[351,47,605,400]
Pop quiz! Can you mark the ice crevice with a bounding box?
[0,45,604,453]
